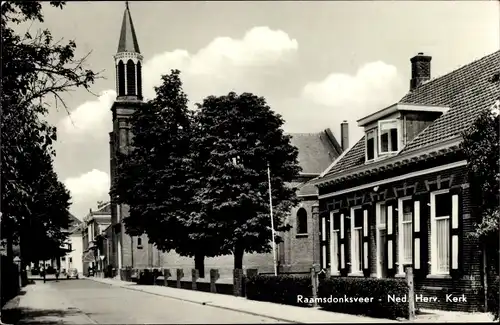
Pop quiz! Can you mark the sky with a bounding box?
[24,1,499,219]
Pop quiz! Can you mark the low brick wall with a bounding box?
[132,267,261,297]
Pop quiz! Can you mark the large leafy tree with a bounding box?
[461,98,499,272]
[113,70,222,274]
[1,1,97,263]
[195,92,301,269]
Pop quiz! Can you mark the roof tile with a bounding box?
[288,131,341,174]
[324,50,500,178]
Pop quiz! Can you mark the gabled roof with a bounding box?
[83,202,112,223]
[68,213,82,234]
[117,2,140,53]
[289,129,343,175]
[322,50,500,179]
[68,213,81,226]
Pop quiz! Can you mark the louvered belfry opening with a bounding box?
[126,59,136,96]
[137,61,142,99]
[117,61,126,96]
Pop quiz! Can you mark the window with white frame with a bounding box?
[366,129,377,161]
[351,208,364,273]
[378,120,399,154]
[330,212,340,274]
[398,199,413,272]
[431,191,451,274]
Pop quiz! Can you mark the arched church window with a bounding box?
[126,59,136,96]
[117,61,125,96]
[296,208,308,234]
[137,61,142,99]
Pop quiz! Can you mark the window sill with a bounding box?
[330,272,340,276]
[295,233,308,238]
[426,274,452,279]
[137,245,143,250]
[379,151,399,156]
[395,273,406,278]
[348,272,364,277]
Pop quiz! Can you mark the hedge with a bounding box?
[138,269,155,285]
[488,277,499,321]
[246,275,312,307]
[317,277,409,320]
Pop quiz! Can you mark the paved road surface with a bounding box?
[19,278,287,324]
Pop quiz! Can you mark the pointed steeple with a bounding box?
[114,1,143,100]
[117,1,140,53]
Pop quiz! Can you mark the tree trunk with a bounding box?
[194,252,205,278]
[19,230,28,286]
[6,234,13,262]
[234,243,244,270]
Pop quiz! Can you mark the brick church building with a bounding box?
[108,3,345,279]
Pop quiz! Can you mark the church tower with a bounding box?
[115,1,142,100]
[109,2,161,274]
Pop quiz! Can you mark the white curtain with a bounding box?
[354,228,362,272]
[331,231,339,272]
[402,221,413,264]
[436,217,450,273]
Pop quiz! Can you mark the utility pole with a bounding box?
[267,162,278,276]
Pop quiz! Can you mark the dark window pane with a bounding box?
[126,60,136,96]
[354,209,364,227]
[435,193,451,217]
[137,61,142,99]
[381,132,389,152]
[297,208,308,234]
[367,138,374,160]
[403,200,413,222]
[117,61,125,96]
[333,213,341,230]
[390,128,398,151]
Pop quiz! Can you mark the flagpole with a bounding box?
[267,162,278,276]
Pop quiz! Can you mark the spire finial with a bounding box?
[125,1,129,10]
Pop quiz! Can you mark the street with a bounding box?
[14,277,287,324]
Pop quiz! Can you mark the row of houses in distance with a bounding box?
[59,202,113,276]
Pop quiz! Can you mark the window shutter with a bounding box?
[319,210,328,270]
[449,187,463,277]
[413,193,430,277]
[362,203,371,276]
[385,200,397,277]
[321,212,327,269]
[339,209,349,276]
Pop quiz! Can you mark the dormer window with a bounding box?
[366,129,377,161]
[378,119,399,154]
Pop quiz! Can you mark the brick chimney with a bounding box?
[341,121,349,151]
[410,52,432,91]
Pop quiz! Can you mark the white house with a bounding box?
[60,214,84,274]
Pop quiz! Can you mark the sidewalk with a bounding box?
[86,276,495,323]
[86,276,397,323]
[2,281,96,324]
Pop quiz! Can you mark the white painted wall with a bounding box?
[60,233,83,274]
